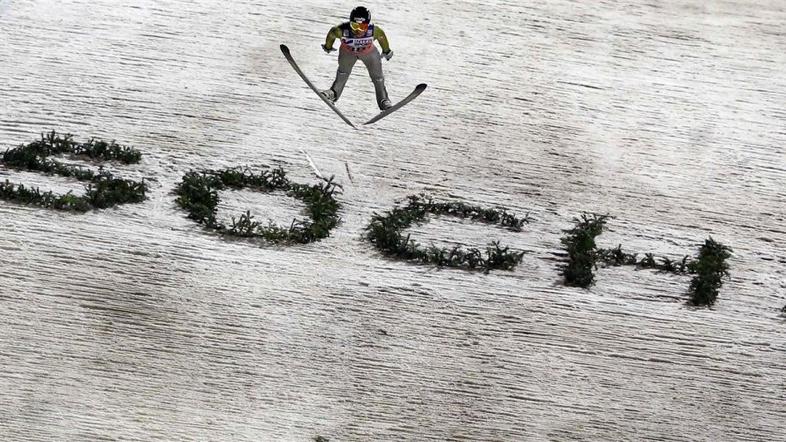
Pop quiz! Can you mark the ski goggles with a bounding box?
[350,21,369,33]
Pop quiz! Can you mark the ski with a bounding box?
[364,83,427,125]
[280,44,356,129]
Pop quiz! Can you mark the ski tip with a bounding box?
[416,83,427,90]
[280,44,289,54]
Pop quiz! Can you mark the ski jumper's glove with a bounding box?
[321,44,335,54]
[382,50,393,61]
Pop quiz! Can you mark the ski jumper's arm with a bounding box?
[373,26,391,52]
[324,26,343,50]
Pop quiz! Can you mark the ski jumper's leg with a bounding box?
[331,50,357,100]
[360,48,389,110]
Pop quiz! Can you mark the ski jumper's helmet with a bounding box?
[349,6,371,33]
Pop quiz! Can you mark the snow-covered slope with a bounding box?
[1,1,784,440]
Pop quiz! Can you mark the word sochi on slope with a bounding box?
[0,131,147,211]
[174,166,340,244]
[561,214,733,306]
[1,132,734,299]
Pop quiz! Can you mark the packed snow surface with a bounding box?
[1,0,785,440]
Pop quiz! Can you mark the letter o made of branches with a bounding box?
[174,166,340,244]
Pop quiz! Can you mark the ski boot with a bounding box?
[379,98,392,110]
[320,88,337,104]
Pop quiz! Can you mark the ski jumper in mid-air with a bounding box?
[320,6,394,110]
